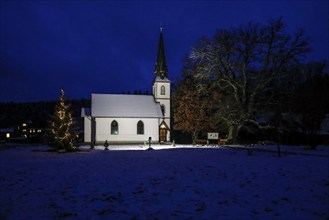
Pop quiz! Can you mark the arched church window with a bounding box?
[137,120,144,135]
[161,105,166,114]
[111,120,119,135]
[161,85,165,95]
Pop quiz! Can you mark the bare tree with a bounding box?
[189,18,310,142]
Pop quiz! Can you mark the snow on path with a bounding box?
[0,145,328,219]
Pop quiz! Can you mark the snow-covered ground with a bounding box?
[0,144,328,219]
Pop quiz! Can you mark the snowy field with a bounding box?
[0,144,328,220]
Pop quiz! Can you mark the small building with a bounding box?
[82,29,171,144]
[0,128,14,142]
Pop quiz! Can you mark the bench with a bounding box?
[219,138,228,145]
[195,139,208,145]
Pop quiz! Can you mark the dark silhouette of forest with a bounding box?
[0,98,90,129]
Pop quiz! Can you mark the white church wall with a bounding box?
[153,80,171,133]
[95,118,159,143]
[84,117,91,143]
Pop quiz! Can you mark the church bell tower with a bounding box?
[153,28,171,142]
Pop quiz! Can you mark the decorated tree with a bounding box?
[172,68,213,143]
[49,89,77,152]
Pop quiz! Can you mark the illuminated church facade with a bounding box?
[82,30,171,144]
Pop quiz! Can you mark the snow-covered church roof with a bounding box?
[91,94,163,118]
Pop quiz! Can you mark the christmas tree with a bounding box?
[49,89,77,152]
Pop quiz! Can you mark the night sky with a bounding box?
[1,0,328,103]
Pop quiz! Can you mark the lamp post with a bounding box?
[148,137,152,149]
[104,140,109,150]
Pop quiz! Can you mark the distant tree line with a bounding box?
[172,18,329,147]
[0,98,90,128]
[122,90,151,95]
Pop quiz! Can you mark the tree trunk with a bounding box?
[228,124,240,144]
[192,130,199,145]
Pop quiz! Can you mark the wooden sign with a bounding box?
[207,133,218,140]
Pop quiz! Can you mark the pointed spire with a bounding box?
[154,27,168,79]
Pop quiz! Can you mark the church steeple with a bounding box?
[152,27,171,142]
[154,28,168,79]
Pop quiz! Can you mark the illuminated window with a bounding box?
[137,121,144,135]
[111,120,119,135]
[6,133,10,138]
[22,123,27,127]
[161,85,165,95]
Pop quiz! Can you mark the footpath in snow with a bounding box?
[0,144,328,219]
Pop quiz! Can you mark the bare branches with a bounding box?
[179,18,311,141]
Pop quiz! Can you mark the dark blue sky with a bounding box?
[1,0,328,102]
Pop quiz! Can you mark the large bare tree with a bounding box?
[189,18,310,142]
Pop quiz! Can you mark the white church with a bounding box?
[81,29,171,144]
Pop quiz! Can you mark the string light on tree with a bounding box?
[49,88,77,152]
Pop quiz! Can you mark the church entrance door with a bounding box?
[159,121,169,143]
[159,128,167,142]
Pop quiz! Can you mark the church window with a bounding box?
[137,120,144,135]
[161,85,165,95]
[111,120,119,135]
